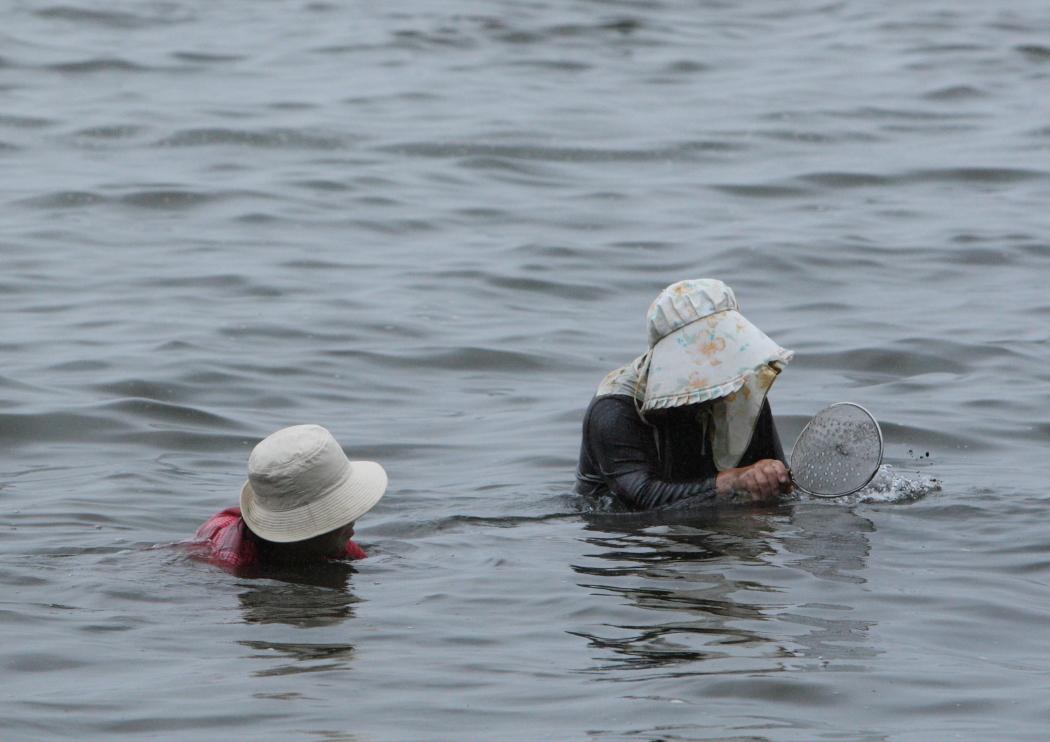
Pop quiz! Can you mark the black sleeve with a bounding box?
[583,396,720,510]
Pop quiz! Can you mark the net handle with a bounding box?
[789,402,883,498]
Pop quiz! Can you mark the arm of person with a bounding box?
[584,396,722,510]
[715,459,790,502]
[714,400,791,503]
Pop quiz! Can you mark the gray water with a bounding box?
[3,1,1049,739]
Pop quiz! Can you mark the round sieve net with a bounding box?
[789,402,883,497]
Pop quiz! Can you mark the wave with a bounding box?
[16,188,271,210]
[0,114,54,129]
[155,128,348,150]
[0,400,247,449]
[46,58,152,74]
[713,166,1048,199]
[382,139,742,163]
[33,6,186,29]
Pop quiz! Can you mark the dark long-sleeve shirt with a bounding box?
[575,395,785,510]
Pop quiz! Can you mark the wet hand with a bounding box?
[716,459,791,503]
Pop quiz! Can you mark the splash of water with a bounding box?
[807,464,941,505]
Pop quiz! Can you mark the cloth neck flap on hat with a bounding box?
[597,357,784,470]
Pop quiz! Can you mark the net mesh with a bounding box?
[789,403,883,497]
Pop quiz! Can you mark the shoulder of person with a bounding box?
[588,394,644,427]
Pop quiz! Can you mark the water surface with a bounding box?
[2,0,1049,739]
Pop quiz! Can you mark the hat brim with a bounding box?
[642,309,792,411]
[239,460,388,543]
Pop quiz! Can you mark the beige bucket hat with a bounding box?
[240,424,388,543]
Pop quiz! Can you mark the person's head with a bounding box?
[240,424,387,561]
[595,278,793,470]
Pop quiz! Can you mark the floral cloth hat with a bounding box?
[597,278,793,469]
[643,278,792,411]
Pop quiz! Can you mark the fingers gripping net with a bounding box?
[790,403,883,497]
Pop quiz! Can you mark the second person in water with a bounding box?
[576,278,793,509]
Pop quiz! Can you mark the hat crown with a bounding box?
[646,278,738,347]
[246,424,351,513]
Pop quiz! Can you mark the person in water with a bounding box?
[576,278,793,509]
[195,424,388,570]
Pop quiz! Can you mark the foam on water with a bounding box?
[802,464,942,505]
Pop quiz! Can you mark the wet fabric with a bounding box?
[193,507,367,570]
[599,360,785,470]
[575,394,785,510]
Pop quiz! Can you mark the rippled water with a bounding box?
[3,1,1049,739]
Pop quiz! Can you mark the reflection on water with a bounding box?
[237,561,360,628]
[774,504,880,671]
[236,563,361,679]
[571,503,879,679]
[238,640,355,678]
[782,503,872,582]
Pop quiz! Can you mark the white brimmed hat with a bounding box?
[240,424,387,543]
[642,278,793,411]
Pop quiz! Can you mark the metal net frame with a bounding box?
[789,402,883,498]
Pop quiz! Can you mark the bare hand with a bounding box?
[716,459,791,503]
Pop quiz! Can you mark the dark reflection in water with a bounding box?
[235,563,361,678]
[572,503,879,678]
[238,640,355,678]
[782,502,873,582]
[776,504,880,671]
[237,561,360,628]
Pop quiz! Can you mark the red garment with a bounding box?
[194,506,367,570]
